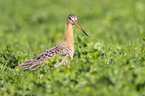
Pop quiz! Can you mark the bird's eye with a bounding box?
[68,17,72,20]
[68,17,74,22]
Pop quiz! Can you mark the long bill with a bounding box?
[74,21,88,36]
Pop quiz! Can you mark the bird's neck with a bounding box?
[63,23,74,50]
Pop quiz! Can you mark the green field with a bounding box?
[0,0,145,95]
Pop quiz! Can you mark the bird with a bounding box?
[19,14,88,70]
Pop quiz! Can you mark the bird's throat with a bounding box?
[64,23,74,49]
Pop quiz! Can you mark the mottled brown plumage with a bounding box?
[19,14,88,70]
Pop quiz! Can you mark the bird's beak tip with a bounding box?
[74,21,88,36]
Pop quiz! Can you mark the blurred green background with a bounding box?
[0,0,145,96]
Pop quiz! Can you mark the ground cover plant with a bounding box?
[0,0,145,95]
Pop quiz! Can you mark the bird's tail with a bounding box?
[18,59,42,70]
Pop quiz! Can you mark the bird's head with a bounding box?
[67,14,88,36]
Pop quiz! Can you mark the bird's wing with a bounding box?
[19,44,70,70]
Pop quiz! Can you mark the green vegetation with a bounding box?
[0,0,145,95]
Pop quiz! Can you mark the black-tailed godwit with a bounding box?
[19,14,88,70]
